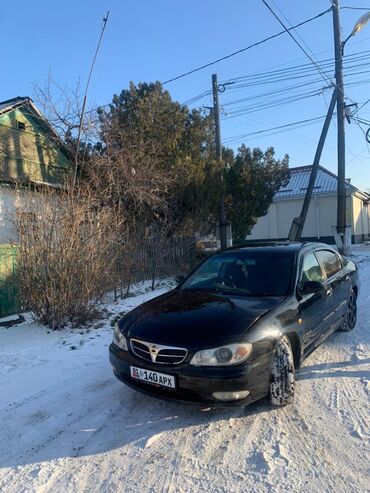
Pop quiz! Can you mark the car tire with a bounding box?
[269,336,295,407]
[339,288,357,332]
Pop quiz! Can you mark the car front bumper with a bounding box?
[109,343,272,407]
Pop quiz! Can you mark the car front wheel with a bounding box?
[269,336,295,407]
[339,288,357,332]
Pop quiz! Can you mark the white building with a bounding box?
[247,165,370,244]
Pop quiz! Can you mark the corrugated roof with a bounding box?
[276,165,357,198]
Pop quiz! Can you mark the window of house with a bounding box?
[316,250,342,279]
[300,253,324,284]
[17,120,26,131]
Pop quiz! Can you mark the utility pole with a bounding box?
[332,0,348,254]
[289,89,337,241]
[212,74,228,250]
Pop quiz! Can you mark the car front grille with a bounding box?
[130,338,187,365]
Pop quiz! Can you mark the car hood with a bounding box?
[123,289,283,347]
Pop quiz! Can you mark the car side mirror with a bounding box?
[175,275,185,284]
[300,280,323,295]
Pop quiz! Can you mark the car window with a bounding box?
[300,253,324,284]
[181,252,294,296]
[316,250,342,279]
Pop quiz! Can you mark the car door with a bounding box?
[296,251,332,353]
[315,249,349,325]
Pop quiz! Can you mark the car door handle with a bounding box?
[326,288,332,296]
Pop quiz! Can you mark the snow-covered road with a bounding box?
[0,260,369,493]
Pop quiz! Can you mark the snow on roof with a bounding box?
[276,165,360,199]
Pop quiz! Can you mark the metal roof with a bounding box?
[276,165,358,199]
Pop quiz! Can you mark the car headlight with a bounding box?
[112,322,128,350]
[190,343,252,367]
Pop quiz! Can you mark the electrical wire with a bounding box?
[219,51,370,100]
[22,48,370,128]
[222,89,326,119]
[162,8,332,85]
[261,0,335,88]
[225,72,370,107]
[222,115,328,144]
[270,0,321,63]
[219,68,370,120]
[341,6,370,10]
[352,96,370,116]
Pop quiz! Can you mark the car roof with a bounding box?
[223,241,333,255]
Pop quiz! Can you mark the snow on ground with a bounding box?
[0,261,369,493]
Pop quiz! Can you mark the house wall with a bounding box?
[0,107,70,185]
[0,186,40,243]
[351,194,370,241]
[247,194,352,243]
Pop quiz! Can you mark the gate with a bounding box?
[0,244,20,317]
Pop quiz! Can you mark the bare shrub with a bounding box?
[14,187,123,329]
[87,125,171,219]
[32,74,98,146]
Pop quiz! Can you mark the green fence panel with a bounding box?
[0,244,20,318]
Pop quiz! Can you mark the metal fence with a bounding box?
[0,238,203,315]
[114,237,199,298]
[0,244,20,317]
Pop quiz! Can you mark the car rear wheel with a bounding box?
[339,288,357,332]
[269,336,295,407]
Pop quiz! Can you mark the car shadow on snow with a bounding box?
[0,381,271,469]
[297,357,370,381]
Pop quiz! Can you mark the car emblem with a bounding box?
[149,344,160,362]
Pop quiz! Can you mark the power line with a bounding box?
[352,96,370,115]
[270,0,321,62]
[162,8,332,85]
[27,47,370,129]
[341,6,370,10]
[261,0,334,88]
[222,115,327,144]
[221,48,370,87]
[220,37,370,88]
[222,89,326,119]
[217,56,370,119]
[222,70,370,112]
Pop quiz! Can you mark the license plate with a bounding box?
[130,366,176,389]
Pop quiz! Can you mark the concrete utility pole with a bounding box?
[212,74,227,250]
[289,89,337,242]
[332,0,348,254]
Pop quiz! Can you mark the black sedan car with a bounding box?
[109,242,358,407]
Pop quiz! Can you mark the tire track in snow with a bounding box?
[330,332,370,441]
[285,315,370,493]
[161,427,192,493]
[0,377,116,463]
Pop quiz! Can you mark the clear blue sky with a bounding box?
[3,1,370,189]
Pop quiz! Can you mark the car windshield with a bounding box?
[181,251,294,297]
